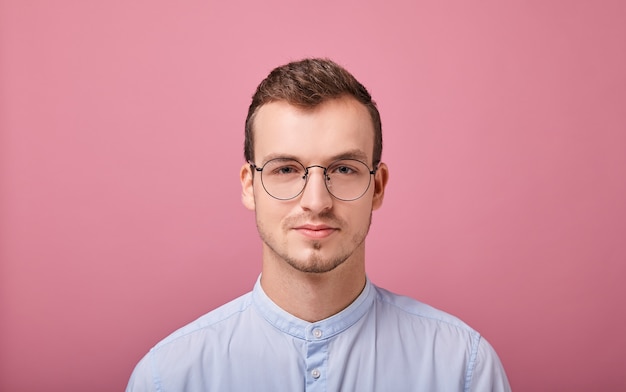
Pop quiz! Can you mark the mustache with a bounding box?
[284,211,343,227]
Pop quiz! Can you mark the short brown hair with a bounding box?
[244,58,382,165]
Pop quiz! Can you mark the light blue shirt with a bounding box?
[127,277,510,391]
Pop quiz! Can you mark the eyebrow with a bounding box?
[259,149,370,165]
[330,149,370,162]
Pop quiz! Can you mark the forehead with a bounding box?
[252,97,375,164]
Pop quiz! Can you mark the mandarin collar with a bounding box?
[251,275,375,341]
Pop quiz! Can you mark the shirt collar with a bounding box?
[251,275,375,340]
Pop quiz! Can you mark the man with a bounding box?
[127,58,511,391]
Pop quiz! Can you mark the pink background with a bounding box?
[1,1,625,391]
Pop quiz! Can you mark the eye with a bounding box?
[264,159,304,177]
[335,165,354,174]
[276,165,299,175]
[329,161,360,175]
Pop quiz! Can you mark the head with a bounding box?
[241,58,388,275]
[244,58,383,167]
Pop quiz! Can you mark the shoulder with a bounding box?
[373,285,476,331]
[153,291,253,350]
[126,291,255,391]
[370,285,511,391]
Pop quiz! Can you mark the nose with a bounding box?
[299,166,333,212]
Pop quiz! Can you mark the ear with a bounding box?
[240,163,256,211]
[371,162,389,211]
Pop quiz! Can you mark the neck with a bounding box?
[260,248,367,322]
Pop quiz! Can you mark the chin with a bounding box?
[285,252,348,274]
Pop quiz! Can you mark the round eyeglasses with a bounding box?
[249,158,378,201]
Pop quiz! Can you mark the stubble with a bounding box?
[256,211,372,274]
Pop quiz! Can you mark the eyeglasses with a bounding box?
[249,158,378,201]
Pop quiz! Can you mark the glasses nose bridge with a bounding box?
[304,164,328,179]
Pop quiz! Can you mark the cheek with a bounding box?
[353,206,373,224]
[254,196,291,225]
[338,201,372,224]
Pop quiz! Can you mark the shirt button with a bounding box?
[311,369,321,379]
[313,328,322,338]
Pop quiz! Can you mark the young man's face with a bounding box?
[241,96,388,274]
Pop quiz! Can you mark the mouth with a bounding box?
[293,224,338,239]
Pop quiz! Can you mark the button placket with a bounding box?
[305,326,328,391]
